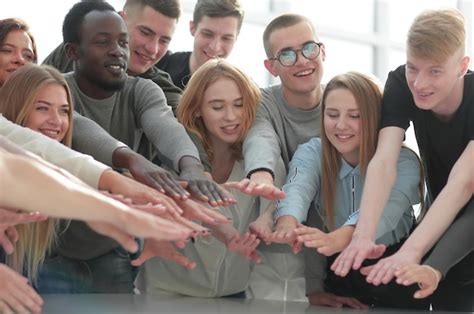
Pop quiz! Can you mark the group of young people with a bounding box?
[0,0,472,313]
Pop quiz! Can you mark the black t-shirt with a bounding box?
[381,65,474,199]
[157,51,192,90]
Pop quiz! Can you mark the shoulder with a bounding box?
[294,137,322,158]
[397,147,421,169]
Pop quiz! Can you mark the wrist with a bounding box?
[421,265,442,282]
[247,167,274,180]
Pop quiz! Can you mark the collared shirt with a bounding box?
[275,137,419,245]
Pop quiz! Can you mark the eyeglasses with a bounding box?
[269,42,323,67]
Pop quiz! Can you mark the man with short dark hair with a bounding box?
[157,0,244,89]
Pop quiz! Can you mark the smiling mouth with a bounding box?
[40,129,60,138]
[295,69,315,77]
[135,51,154,62]
[221,124,240,134]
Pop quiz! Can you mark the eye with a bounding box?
[212,106,223,111]
[350,114,360,119]
[23,52,34,62]
[119,40,129,48]
[201,31,213,38]
[59,107,70,114]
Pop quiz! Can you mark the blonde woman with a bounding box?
[272,72,426,309]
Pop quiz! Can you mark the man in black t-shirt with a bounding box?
[157,0,244,89]
[332,8,473,311]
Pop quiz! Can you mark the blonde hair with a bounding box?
[0,64,73,282]
[320,72,382,229]
[176,58,260,162]
[408,8,466,63]
[0,64,73,147]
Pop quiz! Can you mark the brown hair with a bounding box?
[263,13,316,58]
[0,18,37,63]
[124,0,181,20]
[176,59,260,162]
[193,0,244,34]
[320,72,382,228]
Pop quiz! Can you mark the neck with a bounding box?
[210,140,235,184]
[282,85,322,110]
[74,73,114,99]
[189,52,200,75]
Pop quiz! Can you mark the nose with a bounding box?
[294,50,309,66]
[13,51,27,65]
[224,107,236,121]
[145,39,160,57]
[47,110,61,125]
[209,38,223,55]
[335,116,348,130]
[109,43,127,58]
[413,72,428,90]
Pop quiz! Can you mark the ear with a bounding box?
[459,55,470,77]
[189,20,196,36]
[264,59,277,77]
[320,43,326,62]
[118,10,127,21]
[64,43,79,61]
[195,108,201,117]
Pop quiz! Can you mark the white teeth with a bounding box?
[41,129,59,137]
[109,65,121,69]
[295,69,314,77]
[337,135,351,139]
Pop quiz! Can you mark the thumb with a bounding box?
[130,251,152,267]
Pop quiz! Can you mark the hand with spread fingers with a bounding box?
[394,264,442,299]
[0,208,47,255]
[225,176,286,201]
[131,240,196,269]
[0,264,43,314]
[295,224,354,256]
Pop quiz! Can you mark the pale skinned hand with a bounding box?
[224,173,286,201]
[268,215,301,253]
[330,234,386,277]
[226,232,262,263]
[0,208,47,254]
[99,170,184,218]
[248,211,274,245]
[360,249,420,286]
[0,264,43,314]
[394,264,441,299]
[177,199,231,226]
[295,224,353,256]
[131,239,196,269]
[308,292,369,309]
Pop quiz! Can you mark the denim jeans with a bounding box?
[36,246,137,294]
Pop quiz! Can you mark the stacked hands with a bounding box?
[0,169,439,313]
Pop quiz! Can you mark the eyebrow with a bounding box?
[278,41,315,53]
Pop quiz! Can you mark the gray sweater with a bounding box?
[243,84,322,175]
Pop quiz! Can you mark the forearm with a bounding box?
[1,155,127,225]
[401,142,473,257]
[355,157,397,240]
[423,199,474,277]
[72,112,126,167]
[178,155,204,174]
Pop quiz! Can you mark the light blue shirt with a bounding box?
[276,137,420,245]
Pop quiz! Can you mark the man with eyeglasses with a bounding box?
[227,13,325,302]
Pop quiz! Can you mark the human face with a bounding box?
[324,88,361,166]
[125,6,177,75]
[198,77,244,148]
[72,11,129,96]
[0,30,34,86]
[24,83,70,142]
[264,22,325,101]
[405,49,468,117]
[190,16,239,70]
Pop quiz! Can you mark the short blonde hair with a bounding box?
[408,8,466,63]
[176,59,260,161]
